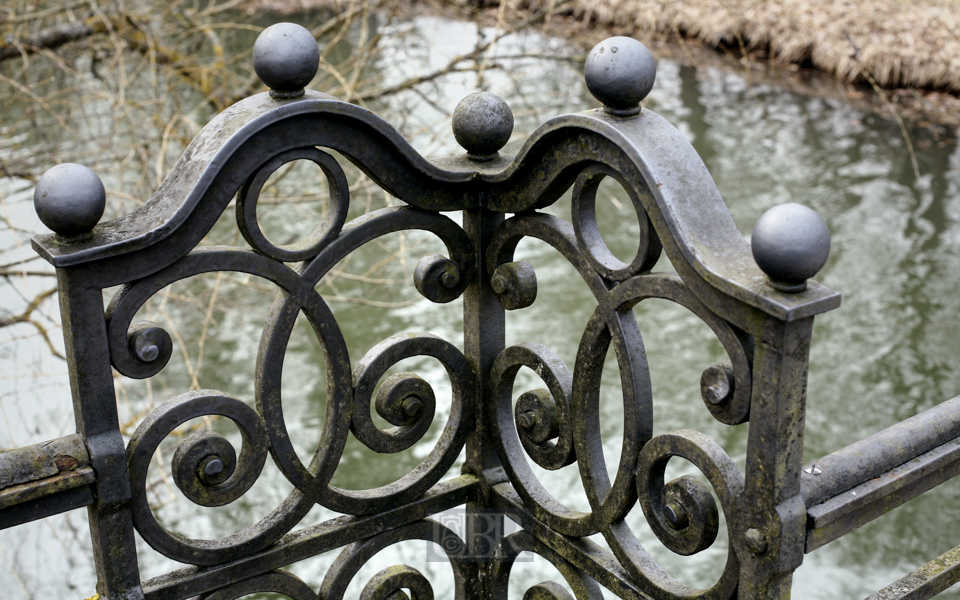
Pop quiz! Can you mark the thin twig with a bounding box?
[844,31,921,181]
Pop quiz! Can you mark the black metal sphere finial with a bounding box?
[452,92,514,161]
[253,23,320,98]
[751,203,831,292]
[584,36,656,117]
[33,163,105,237]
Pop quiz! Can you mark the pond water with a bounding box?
[1,9,960,600]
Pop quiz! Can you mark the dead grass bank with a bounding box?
[562,0,960,94]
[249,0,960,95]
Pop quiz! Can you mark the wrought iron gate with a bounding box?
[3,23,960,600]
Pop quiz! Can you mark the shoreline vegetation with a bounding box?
[1,0,959,125]
[243,0,960,126]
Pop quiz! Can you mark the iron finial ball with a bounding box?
[751,203,831,292]
[452,92,514,161]
[33,163,105,237]
[584,37,656,116]
[253,23,320,98]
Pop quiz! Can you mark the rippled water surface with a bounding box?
[1,11,960,600]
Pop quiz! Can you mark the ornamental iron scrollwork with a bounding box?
[27,20,960,600]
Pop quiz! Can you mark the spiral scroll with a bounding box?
[632,429,744,598]
[198,570,317,600]
[595,273,753,425]
[105,247,307,380]
[320,332,475,515]
[490,343,591,538]
[487,531,603,600]
[125,390,310,565]
[414,253,464,304]
[360,565,435,600]
[254,207,472,511]
[319,520,475,600]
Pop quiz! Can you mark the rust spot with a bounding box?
[55,455,79,472]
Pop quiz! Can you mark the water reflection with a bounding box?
[1,10,959,600]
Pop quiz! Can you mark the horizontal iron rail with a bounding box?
[801,396,960,508]
[804,436,960,552]
[865,544,960,600]
[142,474,478,600]
[0,433,95,529]
[0,467,95,529]
[0,433,90,489]
[800,396,960,552]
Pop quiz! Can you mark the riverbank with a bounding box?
[248,0,960,93]
[244,0,960,126]
[563,0,960,95]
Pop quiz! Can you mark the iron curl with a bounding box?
[126,390,299,566]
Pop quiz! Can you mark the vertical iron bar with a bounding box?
[462,203,506,600]
[58,269,143,600]
[737,316,814,600]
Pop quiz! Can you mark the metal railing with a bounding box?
[3,23,960,600]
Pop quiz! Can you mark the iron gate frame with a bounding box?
[2,23,960,600]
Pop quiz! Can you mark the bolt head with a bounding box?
[584,37,656,116]
[253,23,320,97]
[401,397,423,417]
[751,203,831,292]
[201,456,225,478]
[663,501,689,529]
[33,163,106,237]
[745,528,768,554]
[452,92,514,160]
[518,411,538,430]
[440,271,458,288]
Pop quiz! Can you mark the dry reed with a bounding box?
[558,0,960,94]
[241,0,960,95]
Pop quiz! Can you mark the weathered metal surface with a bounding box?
[0,432,89,489]
[0,465,95,510]
[6,22,958,600]
[141,476,477,600]
[805,436,960,552]
[801,395,960,507]
[0,480,95,530]
[864,544,960,600]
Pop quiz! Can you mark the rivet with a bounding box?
[518,411,538,430]
[803,464,823,475]
[200,456,224,479]
[440,271,457,288]
[663,501,689,529]
[745,528,768,554]
[491,272,508,294]
[402,397,423,417]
